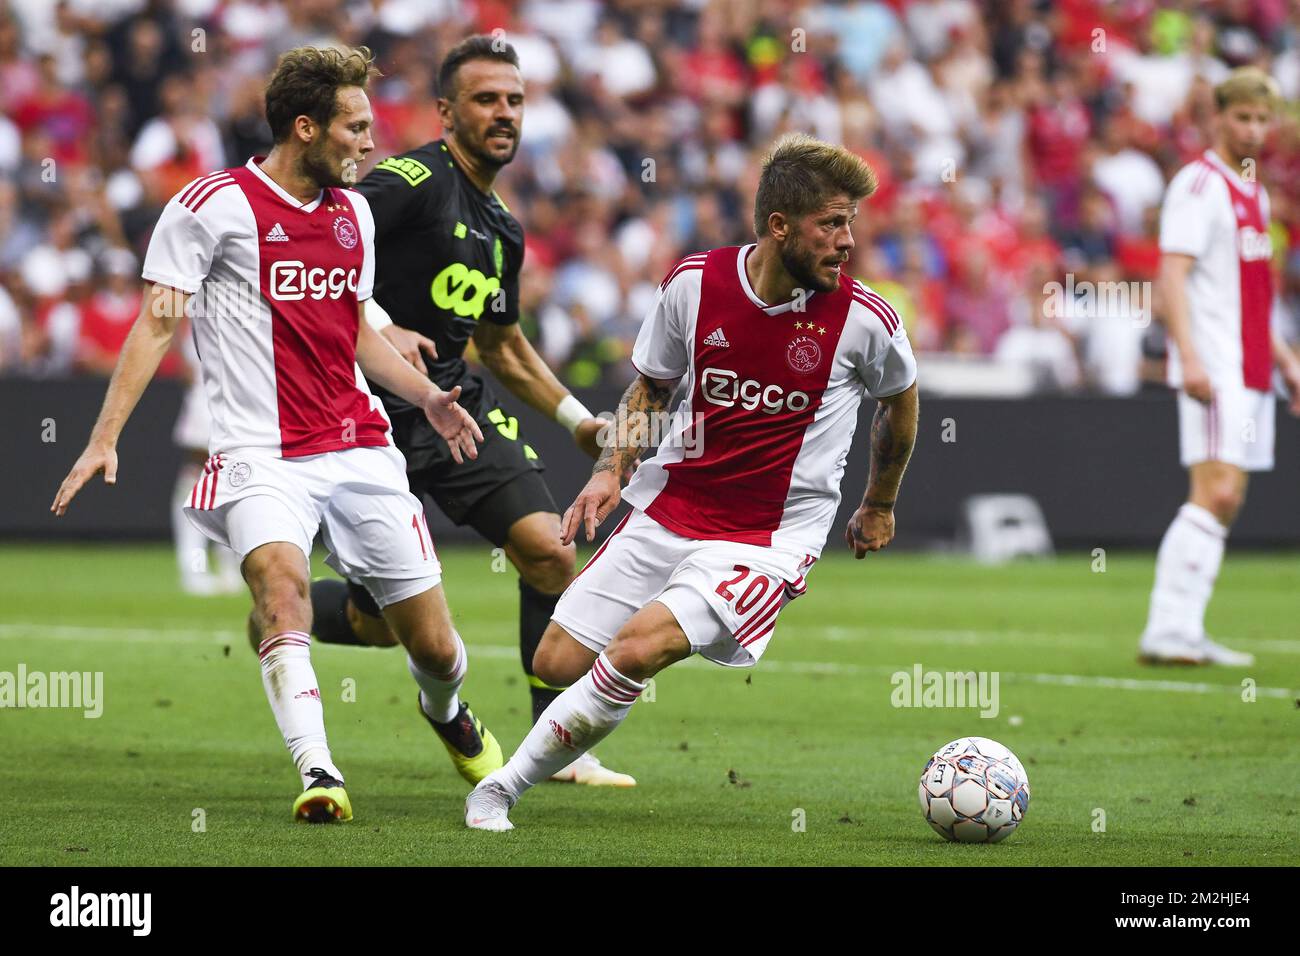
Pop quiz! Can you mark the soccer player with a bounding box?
[1138,67,1300,666]
[301,35,633,787]
[52,46,502,822]
[465,133,920,830]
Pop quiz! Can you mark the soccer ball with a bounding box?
[918,736,1030,843]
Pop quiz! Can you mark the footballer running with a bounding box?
[465,133,921,830]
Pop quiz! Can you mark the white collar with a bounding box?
[247,157,325,213]
[1202,148,1257,197]
[736,244,816,315]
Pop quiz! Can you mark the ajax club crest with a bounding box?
[228,461,252,488]
[333,216,358,250]
[786,335,822,374]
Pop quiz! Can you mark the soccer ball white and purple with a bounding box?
[918,737,1030,843]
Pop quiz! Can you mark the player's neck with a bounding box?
[444,134,498,194]
[746,242,802,306]
[1211,143,1250,180]
[258,148,325,205]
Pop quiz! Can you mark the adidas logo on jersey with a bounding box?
[703,327,730,348]
[264,222,289,242]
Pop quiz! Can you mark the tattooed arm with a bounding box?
[845,381,918,558]
[561,372,678,544]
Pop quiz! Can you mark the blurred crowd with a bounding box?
[3,0,1300,394]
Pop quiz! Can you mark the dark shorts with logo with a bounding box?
[384,373,557,541]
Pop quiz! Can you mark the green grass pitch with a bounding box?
[1,543,1296,866]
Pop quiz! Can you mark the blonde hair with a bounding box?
[753,133,878,237]
[1214,66,1280,112]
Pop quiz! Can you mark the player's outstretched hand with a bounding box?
[561,470,621,545]
[381,325,438,375]
[845,505,895,559]
[51,443,118,517]
[422,385,484,465]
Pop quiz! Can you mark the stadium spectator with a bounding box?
[0,0,1297,396]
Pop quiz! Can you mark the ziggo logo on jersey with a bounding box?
[269,261,359,301]
[701,368,811,414]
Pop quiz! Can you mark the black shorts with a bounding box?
[385,373,558,540]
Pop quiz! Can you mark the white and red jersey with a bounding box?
[142,157,391,458]
[622,245,917,558]
[1159,149,1275,392]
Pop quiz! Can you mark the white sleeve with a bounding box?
[1159,167,1216,259]
[858,322,918,398]
[352,191,376,301]
[141,198,220,293]
[630,271,694,380]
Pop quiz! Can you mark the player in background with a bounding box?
[1139,67,1300,666]
[465,133,920,830]
[53,46,500,822]
[172,326,242,595]
[301,35,633,787]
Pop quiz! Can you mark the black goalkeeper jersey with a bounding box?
[353,139,525,398]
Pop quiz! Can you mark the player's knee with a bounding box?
[249,569,309,632]
[1207,485,1244,525]
[605,627,678,684]
[518,538,576,593]
[532,624,588,687]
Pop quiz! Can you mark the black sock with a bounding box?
[519,579,564,723]
[309,579,365,647]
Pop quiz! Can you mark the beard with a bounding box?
[301,138,352,188]
[780,234,840,294]
[464,122,520,169]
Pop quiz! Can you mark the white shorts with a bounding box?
[1178,387,1274,472]
[552,509,816,668]
[184,444,439,609]
[173,380,211,451]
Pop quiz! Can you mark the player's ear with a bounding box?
[767,211,789,242]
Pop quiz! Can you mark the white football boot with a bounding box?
[1195,635,1254,666]
[1138,630,1207,665]
[465,778,515,831]
[549,751,637,787]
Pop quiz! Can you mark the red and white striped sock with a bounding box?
[257,630,343,788]
[408,632,467,724]
[493,652,644,800]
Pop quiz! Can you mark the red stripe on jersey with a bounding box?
[852,290,898,334]
[644,246,852,545]
[228,169,391,457]
[1205,163,1274,389]
[658,253,708,290]
[853,285,901,334]
[179,172,229,207]
[1190,161,1211,195]
[184,175,235,213]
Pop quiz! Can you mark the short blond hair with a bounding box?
[753,133,878,237]
[1214,66,1280,112]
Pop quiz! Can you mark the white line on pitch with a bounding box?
[1,623,1292,699]
[812,625,1300,654]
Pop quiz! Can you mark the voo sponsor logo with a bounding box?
[701,368,810,414]
[270,261,359,301]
